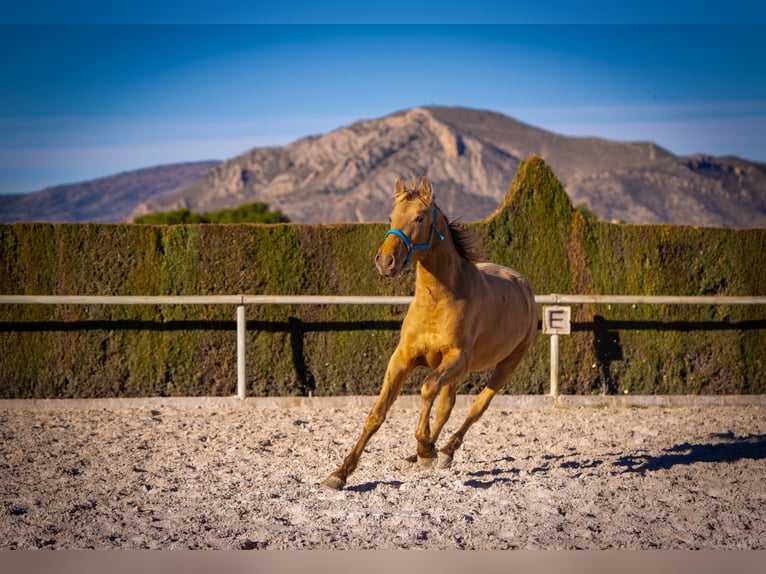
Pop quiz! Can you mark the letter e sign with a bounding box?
[543,306,571,335]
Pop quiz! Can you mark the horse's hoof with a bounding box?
[417,456,436,468]
[436,452,453,469]
[322,473,346,490]
[405,454,418,464]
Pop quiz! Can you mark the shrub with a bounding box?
[1,156,763,397]
[134,202,289,224]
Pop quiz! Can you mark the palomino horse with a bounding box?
[323,176,537,490]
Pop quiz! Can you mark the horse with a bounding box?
[322,176,537,490]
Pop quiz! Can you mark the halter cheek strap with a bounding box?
[384,204,445,269]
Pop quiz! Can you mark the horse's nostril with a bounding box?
[376,252,396,273]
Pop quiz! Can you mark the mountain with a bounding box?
[4,107,765,227]
[129,107,766,228]
[0,161,220,223]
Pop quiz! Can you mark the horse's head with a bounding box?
[375,176,445,277]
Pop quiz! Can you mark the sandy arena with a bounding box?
[1,396,764,550]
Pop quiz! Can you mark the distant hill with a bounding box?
[4,107,766,227]
[0,161,220,223]
[131,107,766,228]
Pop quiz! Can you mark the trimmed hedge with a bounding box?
[1,156,764,397]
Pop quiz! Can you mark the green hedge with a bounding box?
[1,156,764,397]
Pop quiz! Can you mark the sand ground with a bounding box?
[1,396,764,550]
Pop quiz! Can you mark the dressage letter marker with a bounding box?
[543,305,571,335]
[543,306,571,397]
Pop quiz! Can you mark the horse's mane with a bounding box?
[395,178,486,263]
[445,216,486,263]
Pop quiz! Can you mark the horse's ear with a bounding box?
[394,177,405,196]
[418,177,433,203]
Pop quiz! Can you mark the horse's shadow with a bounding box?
[344,434,766,491]
[614,432,766,473]
[463,456,520,488]
[346,480,404,493]
[463,474,518,489]
[460,433,766,487]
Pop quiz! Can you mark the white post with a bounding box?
[550,333,560,397]
[543,306,570,398]
[237,304,246,400]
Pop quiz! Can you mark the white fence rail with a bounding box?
[2,294,765,398]
[3,294,765,306]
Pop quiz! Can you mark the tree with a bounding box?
[134,202,289,224]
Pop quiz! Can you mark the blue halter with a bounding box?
[384,204,445,269]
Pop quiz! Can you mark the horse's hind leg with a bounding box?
[436,349,524,468]
[436,386,497,468]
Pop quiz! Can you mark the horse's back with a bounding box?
[476,262,534,301]
[476,261,530,285]
[476,261,536,331]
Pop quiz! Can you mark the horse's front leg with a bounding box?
[414,351,468,467]
[322,349,413,490]
[405,382,456,464]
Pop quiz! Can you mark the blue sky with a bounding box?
[1,2,765,195]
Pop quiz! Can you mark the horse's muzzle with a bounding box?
[375,251,399,277]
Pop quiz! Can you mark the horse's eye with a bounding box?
[415,216,424,224]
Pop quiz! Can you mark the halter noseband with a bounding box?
[384,204,445,269]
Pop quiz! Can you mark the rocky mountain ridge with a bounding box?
[131,106,766,228]
[3,106,765,227]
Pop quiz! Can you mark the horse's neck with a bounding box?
[414,238,465,301]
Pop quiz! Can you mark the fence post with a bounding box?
[543,306,571,398]
[236,304,246,400]
[550,333,560,397]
